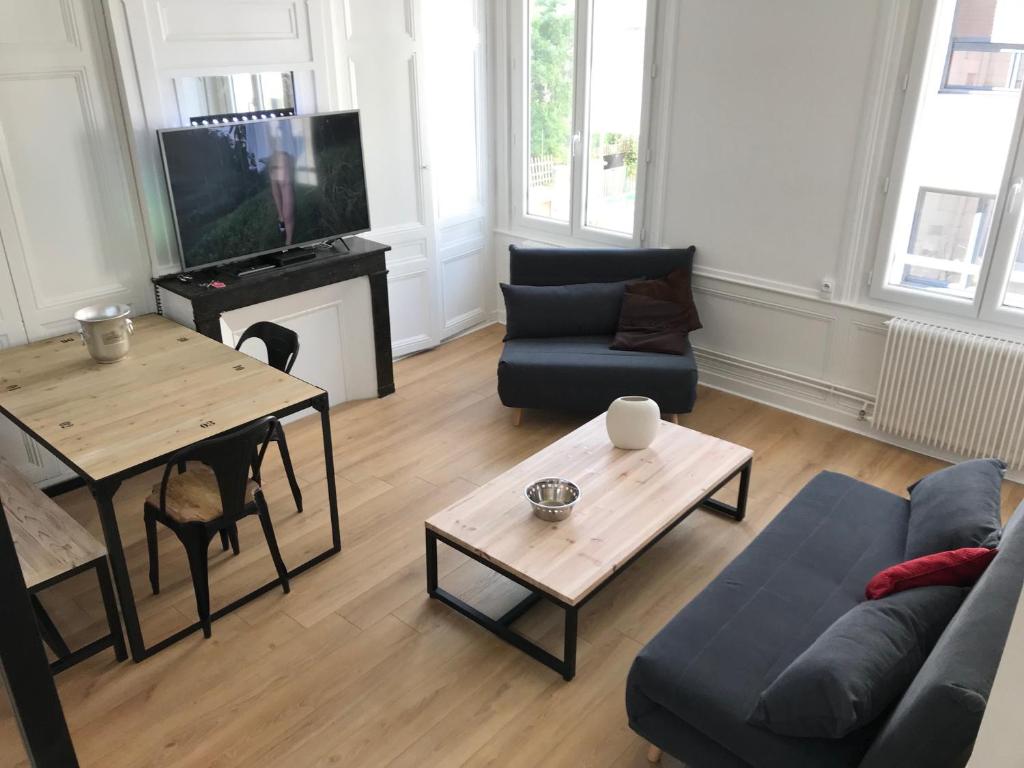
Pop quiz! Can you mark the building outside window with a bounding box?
[874,0,1024,326]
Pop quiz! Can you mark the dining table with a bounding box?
[0,314,340,660]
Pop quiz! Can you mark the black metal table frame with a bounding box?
[2,391,339,662]
[426,458,751,681]
[30,556,127,673]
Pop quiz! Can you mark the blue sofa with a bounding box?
[627,470,1023,767]
[497,245,699,417]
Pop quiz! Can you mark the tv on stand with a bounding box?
[158,110,372,275]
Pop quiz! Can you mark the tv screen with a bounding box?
[159,111,371,271]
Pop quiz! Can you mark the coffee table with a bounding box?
[425,415,753,680]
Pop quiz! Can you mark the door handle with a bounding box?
[1008,178,1023,215]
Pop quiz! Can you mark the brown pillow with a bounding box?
[611,293,691,355]
[625,267,702,333]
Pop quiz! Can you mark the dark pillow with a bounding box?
[624,266,702,333]
[905,459,1005,559]
[610,293,691,355]
[500,281,630,340]
[749,586,966,739]
[865,547,998,599]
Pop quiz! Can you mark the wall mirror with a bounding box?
[175,71,296,124]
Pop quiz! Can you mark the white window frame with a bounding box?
[870,0,1024,329]
[508,0,658,246]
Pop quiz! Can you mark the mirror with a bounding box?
[175,72,296,124]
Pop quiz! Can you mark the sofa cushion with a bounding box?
[905,459,1004,559]
[624,266,702,332]
[859,504,1024,768]
[508,244,695,286]
[626,471,912,767]
[865,547,998,600]
[611,294,691,356]
[497,336,698,414]
[749,586,966,739]
[500,281,630,340]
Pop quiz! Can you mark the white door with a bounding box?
[0,0,153,341]
[0,0,153,484]
[335,0,443,356]
[0,241,57,483]
[424,0,490,340]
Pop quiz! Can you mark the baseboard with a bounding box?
[693,346,1024,484]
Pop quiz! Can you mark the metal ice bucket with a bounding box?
[73,304,134,364]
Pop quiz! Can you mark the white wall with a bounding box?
[492,0,925,449]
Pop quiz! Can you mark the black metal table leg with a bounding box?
[0,500,79,767]
[563,607,578,681]
[734,459,752,521]
[427,531,579,681]
[89,479,146,661]
[315,394,342,552]
[426,529,438,596]
[30,594,70,658]
[95,560,127,662]
[699,458,753,521]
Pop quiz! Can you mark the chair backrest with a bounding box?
[235,321,300,373]
[157,417,277,522]
[508,244,696,286]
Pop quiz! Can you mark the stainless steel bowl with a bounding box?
[525,478,581,522]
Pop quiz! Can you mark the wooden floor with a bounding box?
[2,323,1021,768]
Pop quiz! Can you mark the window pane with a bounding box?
[944,0,1024,91]
[901,189,993,294]
[1003,237,1024,308]
[885,0,1024,300]
[527,0,575,222]
[584,0,646,235]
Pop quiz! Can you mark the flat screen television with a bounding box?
[159,110,371,272]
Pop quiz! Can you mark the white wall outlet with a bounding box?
[820,278,835,296]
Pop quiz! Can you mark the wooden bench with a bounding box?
[0,456,126,672]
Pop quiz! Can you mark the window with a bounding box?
[874,0,1024,325]
[517,0,652,241]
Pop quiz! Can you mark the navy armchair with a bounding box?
[497,245,699,423]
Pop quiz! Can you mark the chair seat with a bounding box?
[146,465,259,524]
[498,335,698,413]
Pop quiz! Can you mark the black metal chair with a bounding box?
[235,322,303,514]
[144,417,290,639]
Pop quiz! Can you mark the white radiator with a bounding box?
[874,318,1024,471]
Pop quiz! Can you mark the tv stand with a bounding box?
[153,235,395,398]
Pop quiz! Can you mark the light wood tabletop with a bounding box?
[0,314,324,482]
[0,455,106,589]
[426,414,753,606]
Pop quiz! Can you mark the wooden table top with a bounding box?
[0,314,323,482]
[0,455,106,589]
[426,415,753,606]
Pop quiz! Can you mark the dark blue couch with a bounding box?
[497,245,699,416]
[626,470,1024,767]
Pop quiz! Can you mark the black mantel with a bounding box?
[153,236,395,397]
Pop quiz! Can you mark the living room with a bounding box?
[0,0,1022,766]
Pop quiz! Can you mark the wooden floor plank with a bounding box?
[1,322,1019,768]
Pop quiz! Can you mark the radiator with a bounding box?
[874,318,1024,471]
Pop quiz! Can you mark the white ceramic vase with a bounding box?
[606,396,661,450]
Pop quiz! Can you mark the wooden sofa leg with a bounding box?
[511,408,523,427]
[666,413,679,425]
[647,744,662,763]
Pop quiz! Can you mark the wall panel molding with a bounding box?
[156,0,300,43]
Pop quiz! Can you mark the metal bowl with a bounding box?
[525,478,581,522]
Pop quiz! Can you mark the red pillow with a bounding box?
[866,547,998,600]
